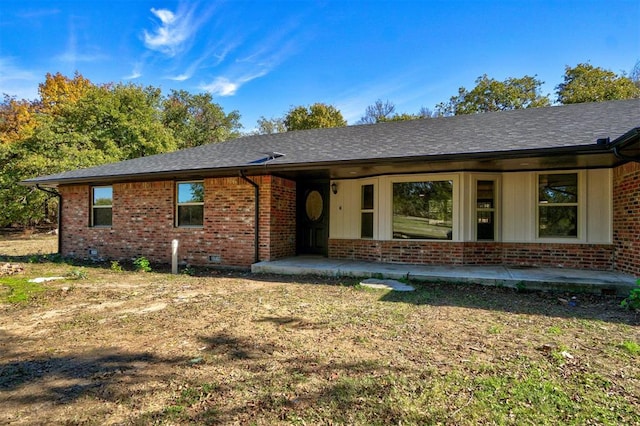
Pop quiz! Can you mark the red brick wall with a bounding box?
[613,161,640,276]
[59,175,296,268]
[329,239,614,270]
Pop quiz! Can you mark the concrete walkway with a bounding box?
[252,256,638,295]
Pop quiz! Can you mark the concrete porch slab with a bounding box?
[251,256,638,296]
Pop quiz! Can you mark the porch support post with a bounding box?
[239,171,260,263]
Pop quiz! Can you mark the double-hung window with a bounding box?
[176,182,204,227]
[91,186,112,227]
[538,173,578,238]
[392,180,453,240]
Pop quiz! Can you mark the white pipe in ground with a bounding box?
[171,239,179,274]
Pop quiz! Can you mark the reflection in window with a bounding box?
[538,173,578,237]
[92,186,112,227]
[361,184,374,238]
[477,180,495,241]
[393,181,453,240]
[177,182,204,227]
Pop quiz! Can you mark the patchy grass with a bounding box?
[0,276,47,303]
[0,235,639,424]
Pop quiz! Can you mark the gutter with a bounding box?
[239,171,260,264]
[35,185,62,254]
[609,128,640,163]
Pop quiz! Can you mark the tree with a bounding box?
[162,90,242,148]
[0,73,244,228]
[38,71,93,114]
[283,103,346,131]
[357,99,397,124]
[436,74,550,116]
[357,99,427,124]
[254,116,286,134]
[556,63,640,104]
[0,96,37,145]
[631,60,640,90]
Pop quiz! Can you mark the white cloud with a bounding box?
[200,77,238,96]
[124,62,143,80]
[143,5,210,57]
[200,70,268,97]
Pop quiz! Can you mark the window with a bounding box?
[476,180,495,240]
[361,184,374,238]
[393,180,453,240]
[92,186,112,227]
[538,173,578,237]
[177,182,204,227]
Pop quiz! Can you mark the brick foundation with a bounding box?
[613,162,640,276]
[59,175,296,268]
[329,239,615,270]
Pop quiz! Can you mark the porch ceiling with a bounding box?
[274,150,622,181]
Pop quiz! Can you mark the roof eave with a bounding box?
[20,142,615,187]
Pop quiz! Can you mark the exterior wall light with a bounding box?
[331,182,338,195]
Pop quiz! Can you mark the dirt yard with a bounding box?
[1,235,639,424]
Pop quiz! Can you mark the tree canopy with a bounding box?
[283,103,346,131]
[555,63,640,104]
[436,74,550,116]
[0,72,241,227]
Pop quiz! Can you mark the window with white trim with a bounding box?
[538,173,578,238]
[361,184,374,238]
[476,180,495,241]
[176,182,204,227]
[91,186,112,227]
[392,180,453,240]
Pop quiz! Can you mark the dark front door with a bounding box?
[297,181,329,255]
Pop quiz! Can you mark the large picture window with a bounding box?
[177,182,204,227]
[538,173,578,237]
[91,186,112,227]
[393,180,453,240]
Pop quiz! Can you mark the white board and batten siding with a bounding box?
[330,169,613,244]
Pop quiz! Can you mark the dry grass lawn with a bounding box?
[1,234,639,425]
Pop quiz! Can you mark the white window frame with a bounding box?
[386,174,460,241]
[472,175,500,242]
[536,171,585,242]
[91,186,113,227]
[360,182,376,239]
[176,181,205,228]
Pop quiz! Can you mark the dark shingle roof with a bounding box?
[23,99,640,185]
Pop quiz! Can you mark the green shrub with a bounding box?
[133,256,152,273]
[110,260,123,272]
[67,267,88,280]
[620,279,640,311]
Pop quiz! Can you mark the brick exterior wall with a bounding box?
[329,239,614,270]
[59,175,296,268]
[613,161,640,276]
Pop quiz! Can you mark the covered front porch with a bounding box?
[252,256,637,296]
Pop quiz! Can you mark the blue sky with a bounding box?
[1,1,638,130]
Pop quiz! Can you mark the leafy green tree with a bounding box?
[436,74,550,116]
[284,103,346,131]
[254,116,286,134]
[162,90,242,148]
[556,63,640,104]
[1,72,245,228]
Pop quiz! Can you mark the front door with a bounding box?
[297,181,329,255]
